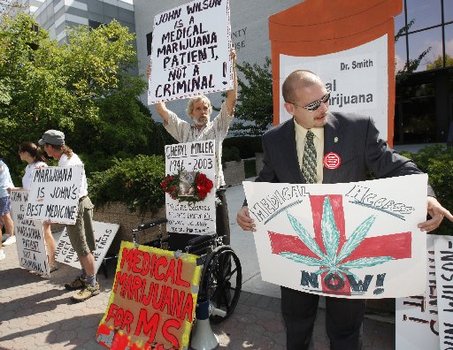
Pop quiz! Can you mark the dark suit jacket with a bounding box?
[256,112,434,196]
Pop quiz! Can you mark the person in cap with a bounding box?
[39,129,98,302]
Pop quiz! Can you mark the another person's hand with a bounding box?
[236,206,256,232]
[230,48,237,62]
[418,197,453,232]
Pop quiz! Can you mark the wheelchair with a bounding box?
[131,216,242,325]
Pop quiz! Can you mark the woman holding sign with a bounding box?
[39,130,99,302]
[18,142,57,272]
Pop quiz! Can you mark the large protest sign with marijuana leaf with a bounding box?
[243,174,428,298]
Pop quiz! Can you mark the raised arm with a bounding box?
[147,59,172,125]
[154,101,171,125]
[225,49,238,116]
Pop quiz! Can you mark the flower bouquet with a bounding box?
[160,169,214,202]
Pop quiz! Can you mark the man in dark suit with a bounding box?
[236,70,453,350]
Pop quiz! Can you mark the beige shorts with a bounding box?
[67,196,95,257]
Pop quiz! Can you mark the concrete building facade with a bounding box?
[21,0,134,43]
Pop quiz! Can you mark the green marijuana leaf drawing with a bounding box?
[280,196,393,282]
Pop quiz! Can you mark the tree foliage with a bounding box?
[232,57,273,136]
[89,155,166,213]
[0,14,166,181]
[427,54,453,70]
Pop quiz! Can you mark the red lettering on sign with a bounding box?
[135,308,160,341]
[162,318,181,348]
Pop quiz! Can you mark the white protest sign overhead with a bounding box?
[164,140,216,235]
[25,165,83,225]
[55,221,119,273]
[10,189,50,277]
[243,174,428,299]
[148,0,232,104]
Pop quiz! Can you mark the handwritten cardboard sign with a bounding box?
[96,241,201,350]
[55,221,119,273]
[434,235,453,350]
[243,174,428,298]
[10,189,50,276]
[25,165,84,225]
[148,0,233,103]
[396,234,453,350]
[164,140,216,235]
[396,235,438,349]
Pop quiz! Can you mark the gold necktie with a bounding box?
[302,130,317,184]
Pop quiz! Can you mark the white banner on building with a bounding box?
[280,35,388,140]
[148,0,232,104]
[396,234,453,350]
[10,189,50,277]
[243,174,428,298]
[164,140,216,235]
[25,165,84,225]
[55,221,119,273]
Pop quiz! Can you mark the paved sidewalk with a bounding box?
[0,183,395,349]
[0,245,394,350]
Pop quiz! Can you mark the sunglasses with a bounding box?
[290,92,331,112]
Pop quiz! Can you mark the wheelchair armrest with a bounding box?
[135,218,168,231]
[185,234,216,254]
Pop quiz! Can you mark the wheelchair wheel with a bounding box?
[200,245,242,324]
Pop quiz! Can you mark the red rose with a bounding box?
[195,173,213,200]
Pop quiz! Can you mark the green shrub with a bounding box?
[88,154,165,213]
[401,145,453,235]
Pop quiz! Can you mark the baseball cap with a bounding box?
[38,130,65,146]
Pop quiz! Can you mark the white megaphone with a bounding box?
[190,299,226,350]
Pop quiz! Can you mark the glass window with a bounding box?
[445,0,453,23]
[408,27,442,71]
[446,23,453,67]
[395,35,408,73]
[406,0,441,31]
[395,82,436,144]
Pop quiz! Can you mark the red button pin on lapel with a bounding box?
[323,152,341,169]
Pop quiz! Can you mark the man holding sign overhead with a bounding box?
[153,50,238,244]
[149,0,237,243]
[39,130,99,302]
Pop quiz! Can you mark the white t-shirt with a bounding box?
[58,153,88,198]
[164,101,234,188]
[22,161,47,191]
